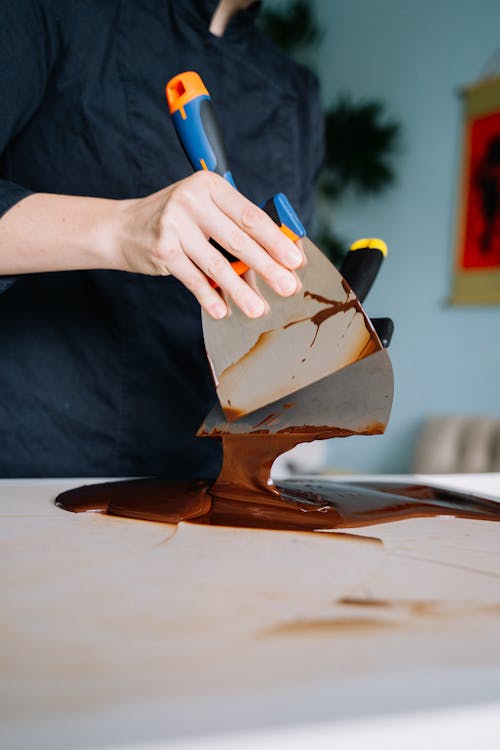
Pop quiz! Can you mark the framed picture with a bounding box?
[452,75,500,304]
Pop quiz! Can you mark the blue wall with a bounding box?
[305,0,500,473]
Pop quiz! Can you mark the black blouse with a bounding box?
[0,0,324,478]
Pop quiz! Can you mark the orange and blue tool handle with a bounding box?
[166,71,237,187]
[165,71,306,279]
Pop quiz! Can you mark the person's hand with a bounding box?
[114,172,304,319]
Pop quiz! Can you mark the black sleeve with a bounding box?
[297,71,325,231]
[0,0,59,293]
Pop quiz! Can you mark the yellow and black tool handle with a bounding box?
[339,237,388,304]
[165,71,306,277]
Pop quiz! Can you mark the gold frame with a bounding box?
[452,75,500,304]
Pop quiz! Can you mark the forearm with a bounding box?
[0,174,303,319]
[0,192,122,274]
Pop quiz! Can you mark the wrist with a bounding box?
[88,197,131,271]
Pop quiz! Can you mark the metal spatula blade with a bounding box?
[198,348,393,438]
[202,236,383,421]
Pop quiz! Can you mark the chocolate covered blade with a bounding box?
[198,348,393,437]
[202,237,383,422]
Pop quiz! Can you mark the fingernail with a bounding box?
[246,297,266,318]
[287,248,303,267]
[210,302,227,319]
[277,273,298,296]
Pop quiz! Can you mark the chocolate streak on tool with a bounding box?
[217,281,380,423]
[283,289,379,350]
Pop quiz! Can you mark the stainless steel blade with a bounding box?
[198,348,393,437]
[202,237,383,421]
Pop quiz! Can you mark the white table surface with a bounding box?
[2,473,500,750]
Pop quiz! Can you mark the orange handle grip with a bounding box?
[166,71,210,116]
[208,260,248,288]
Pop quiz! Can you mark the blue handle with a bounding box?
[170,93,236,187]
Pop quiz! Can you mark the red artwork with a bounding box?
[461,111,500,269]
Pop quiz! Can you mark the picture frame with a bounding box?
[452,75,500,304]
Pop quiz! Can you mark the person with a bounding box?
[0,0,324,479]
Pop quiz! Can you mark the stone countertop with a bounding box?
[2,474,500,749]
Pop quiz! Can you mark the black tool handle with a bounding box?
[340,238,387,303]
[370,317,394,348]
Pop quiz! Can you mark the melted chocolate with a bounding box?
[53,278,497,530]
[56,433,500,532]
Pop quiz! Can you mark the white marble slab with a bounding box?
[2,474,500,749]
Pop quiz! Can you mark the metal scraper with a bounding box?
[166,72,386,421]
[201,236,385,421]
[198,345,393,439]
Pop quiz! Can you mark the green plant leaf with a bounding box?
[258,0,323,53]
[322,95,401,196]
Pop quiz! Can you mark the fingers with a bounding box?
[242,268,270,315]
[199,207,300,298]
[295,238,307,266]
[210,177,305,272]
[180,225,267,318]
[155,220,267,319]
[152,173,307,319]
[162,247,228,319]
